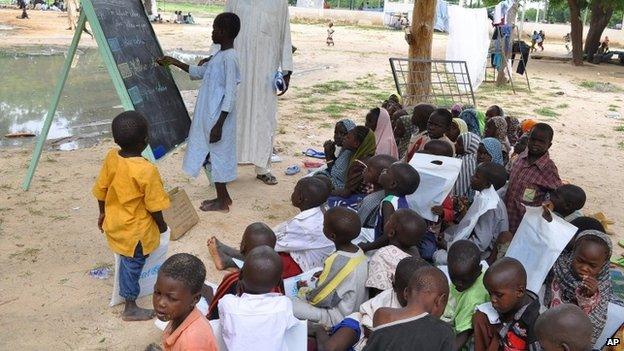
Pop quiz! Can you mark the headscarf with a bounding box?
[451,103,463,117]
[521,119,538,134]
[396,115,415,160]
[338,119,356,132]
[374,108,399,158]
[506,116,520,145]
[545,230,612,344]
[460,109,481,136]
[453,132,481,198]
[476,111,487,136]
[481,137,504,165]
[349,129,376,168]
[489,116,511,153]
[452,118,469,135]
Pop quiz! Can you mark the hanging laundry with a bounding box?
[492,0,515,25]
[512,40,531,75]
[434,0,449,32]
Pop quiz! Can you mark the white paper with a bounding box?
[505,206,577,293]
[407,153,462,222]
[110,228,170,306]
[282,268,323,298]
[444,185,500,244]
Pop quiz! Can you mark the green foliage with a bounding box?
[534,107,559,117]
[579,81,623,92]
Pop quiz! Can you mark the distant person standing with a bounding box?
[563,33,571,53]
[530,31,539,52]
[538,30,545,51]
[208,0,293,186]
[326,22,335,46]
[66,0,78,30]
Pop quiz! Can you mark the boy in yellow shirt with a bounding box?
[93,111,170,321]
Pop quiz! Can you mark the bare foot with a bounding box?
[201,197,232,207]
[122,301,155,321]
[200,199,229,213]
[207,237,225,271]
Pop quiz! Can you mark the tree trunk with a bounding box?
[568,0,584,65]
[583,0,614,59]
[406,0,436,105]
[495,2,518,86]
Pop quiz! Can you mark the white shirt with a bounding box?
[218,293,299,351]
[274,207,335,272]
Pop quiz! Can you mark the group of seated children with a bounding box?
[95,97,618,350]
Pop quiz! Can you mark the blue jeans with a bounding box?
[418,231,438,263]
[119,242,148,300]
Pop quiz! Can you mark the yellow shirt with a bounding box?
[93,149,170,257]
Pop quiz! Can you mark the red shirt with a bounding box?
[505,151,562,233]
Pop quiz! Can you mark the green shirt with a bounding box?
[443,271,490,333]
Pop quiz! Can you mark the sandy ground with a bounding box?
[1,8,624,350]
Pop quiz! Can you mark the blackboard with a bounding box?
[91,0,191,159]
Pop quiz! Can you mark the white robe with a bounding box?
[183,49,240,183]
[215,0,293,169]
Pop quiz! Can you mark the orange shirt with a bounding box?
[163,308,218,351]
[92,149,170,257]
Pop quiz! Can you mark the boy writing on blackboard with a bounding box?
[158,12,241,213]
[92,111,170,321]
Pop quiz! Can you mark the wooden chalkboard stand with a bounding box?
[22,0,156,190]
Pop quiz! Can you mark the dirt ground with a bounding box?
[1,8,623,350]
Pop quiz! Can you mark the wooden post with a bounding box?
[406,0,437,105]
[22,12,86,191]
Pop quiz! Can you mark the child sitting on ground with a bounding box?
[365,107,399,158]
[206,222,282,319]
[535,303,593,351]
[292,207,368,327]
[154,253,217,351]
[359,162,420,252]
[544,230,613,345]
[405,108,456,162]
[366,266,453,350]
[218,246,300,350]
[453,132,481,201]
[505,123,562,233]
[436,162,509,264]
[546,184,586,222]
[311,257,430,351]
[92,111,170,321]
[472,257,541,351]
[158,12,240,212]
[320,119,356,190]
[358,154,397,229]
[535,304,593,351]
[442,240,490,351]
[366,209,427,297]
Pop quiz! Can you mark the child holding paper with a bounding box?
[158,13,241,212]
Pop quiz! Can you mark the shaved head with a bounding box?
[240,222,276,256]
[484,257,526,289]
[535,304,593,351]
[240,246,283,294]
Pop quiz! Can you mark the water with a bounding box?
[0,46,203,148]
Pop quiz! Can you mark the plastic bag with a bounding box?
[109,228,170,306]
[445,185,500,244]
[505,206,576,293]
[407,153,462,222]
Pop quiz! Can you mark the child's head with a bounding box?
[422,139,454,157]
[239,246,283,294]
[313,174,334,194]
[393,256,430,307]
[365,107,381,131]
[334,119,355,147]
[379,162,420,196]
[364,154,397,185]
[470,162,502,192]
[411,103,436,132]
[291,177,330,210]
[427,108,453,139]
[571,230,611,280]
[513,133,529,155]
[212,12,241,45]
[323,207,361,246]
[342,126,370,152]
[405,266,449,318]
[489,162,509,190]
[153,253,206,323]
[112,111,149,153]
[477,138,503,165]
[535,304,593,351]
[385,209,427,250]
[483,257,527,315]
[485,105,504,119]
[528,123,554,158]
[328,22,334,27]
[240,222,276,256]
[447,240,482,293]
[566,217,605,252]
[550,184,586,217]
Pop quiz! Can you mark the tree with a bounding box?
[584,0,623,58]
[567,0,588,65]
[496,2,518,85]
[405,0,436,104]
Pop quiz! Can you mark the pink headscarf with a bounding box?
[374,108,399,158]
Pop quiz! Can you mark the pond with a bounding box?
[0,46,203,149]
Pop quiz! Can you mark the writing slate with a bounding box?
[91,0,191,159]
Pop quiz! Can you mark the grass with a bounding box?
[321,102,360,117]
[578,81,623,93]
[614,126,624,132]
[319,122,334,129]
[619,141,624,150]
[534,107,559,118]
[556,103,569,109]
[311,80,352,94]
[49,214,69,221]
[610,107,619,112]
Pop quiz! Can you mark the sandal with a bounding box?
[285,165,301,176]
[303,148,326,159]
[257,173,278,185]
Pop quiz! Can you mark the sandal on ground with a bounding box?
[303,148,326,159]
[257,173,278,185]
[285,165,300,176]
